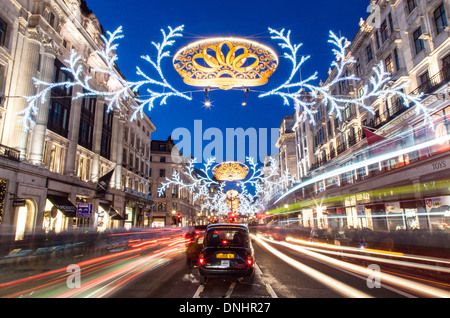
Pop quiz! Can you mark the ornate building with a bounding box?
[0,0,156,244]
[270,0,450,232]
[149,138,203,227]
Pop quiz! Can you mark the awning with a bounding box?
[47,194,77,217]
[99,203,125,220]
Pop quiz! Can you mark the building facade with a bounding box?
[0,0,156,245]
[269,0,450,232]
[149,138,203,227]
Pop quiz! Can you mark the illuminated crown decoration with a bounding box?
[212,161,249,181]
[173,38,278,90]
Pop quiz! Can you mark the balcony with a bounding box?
[410,65,450,96]
[123,186,153,201]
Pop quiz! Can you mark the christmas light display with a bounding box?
[20,25,191,132]
[158,156,297,216]
[21,24,431,133]
[173,37,278,90]
[258,29,432,128]
[212,161,249,181]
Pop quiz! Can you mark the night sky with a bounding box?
[86,0,370,164]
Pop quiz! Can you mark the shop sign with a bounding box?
[77,203,93,218]
[12,199,26,207]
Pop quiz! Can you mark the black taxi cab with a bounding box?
[198,223,254,284]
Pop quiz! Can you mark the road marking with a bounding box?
[224,282,236,298]
[255,262,278,298]
[266,283,278,298]
[193,284,204,298]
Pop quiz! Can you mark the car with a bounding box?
[185,225,207,274]
[198,223,255,285]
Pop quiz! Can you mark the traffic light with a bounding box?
[177,213,182,225]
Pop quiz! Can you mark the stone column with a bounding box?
[29,45,58,165]
[90,98,105,182]
[109,110,121,188]
[64,85,82,176]
[114,113,125,189]
[6,28,41,158]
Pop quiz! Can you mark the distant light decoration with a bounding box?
[212,161,249,181]
[173,38,278,90]
[157,156,297,216]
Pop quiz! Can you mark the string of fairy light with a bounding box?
[15,24,432,213]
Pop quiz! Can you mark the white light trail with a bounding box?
[259,235,450,298]
[286,237,450,275]
[275,133,450,204]
[251,234,373,298]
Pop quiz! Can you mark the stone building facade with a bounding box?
[0,0,156,244]
[269,0,450,232]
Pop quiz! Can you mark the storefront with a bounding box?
[425,196,450,231]
[14,199,37,241]
[44,193,77,234]
[98,202,125,231]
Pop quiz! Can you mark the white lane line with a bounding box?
[255,262,278,298]
[266,283,278,298]
[193,284,204,298]
[224,282,236,298]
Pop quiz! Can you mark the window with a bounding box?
[388,12,394,33]
[434,3,448,35]
[49,12,56,28]
[394,48,400,71]
[385,54,395,74]
[443,54,450,68]
[101,104,113,159]
[78,93,96,150]
[344,103,352,120]
[78,120,93,150]
[205,227,249,247]
[160,156,166,162]
[159,169,165,178]
[380,19,389,42]
[407,0,417,14]
[47,101,70,138]
[0,18,7,46]
[420,70,430,86]
[355,59,361,76]
[413,27,425,55]
[366,44,373,62]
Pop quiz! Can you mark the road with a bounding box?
[2,227,449,303]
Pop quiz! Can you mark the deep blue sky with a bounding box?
[87,0,370,163]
